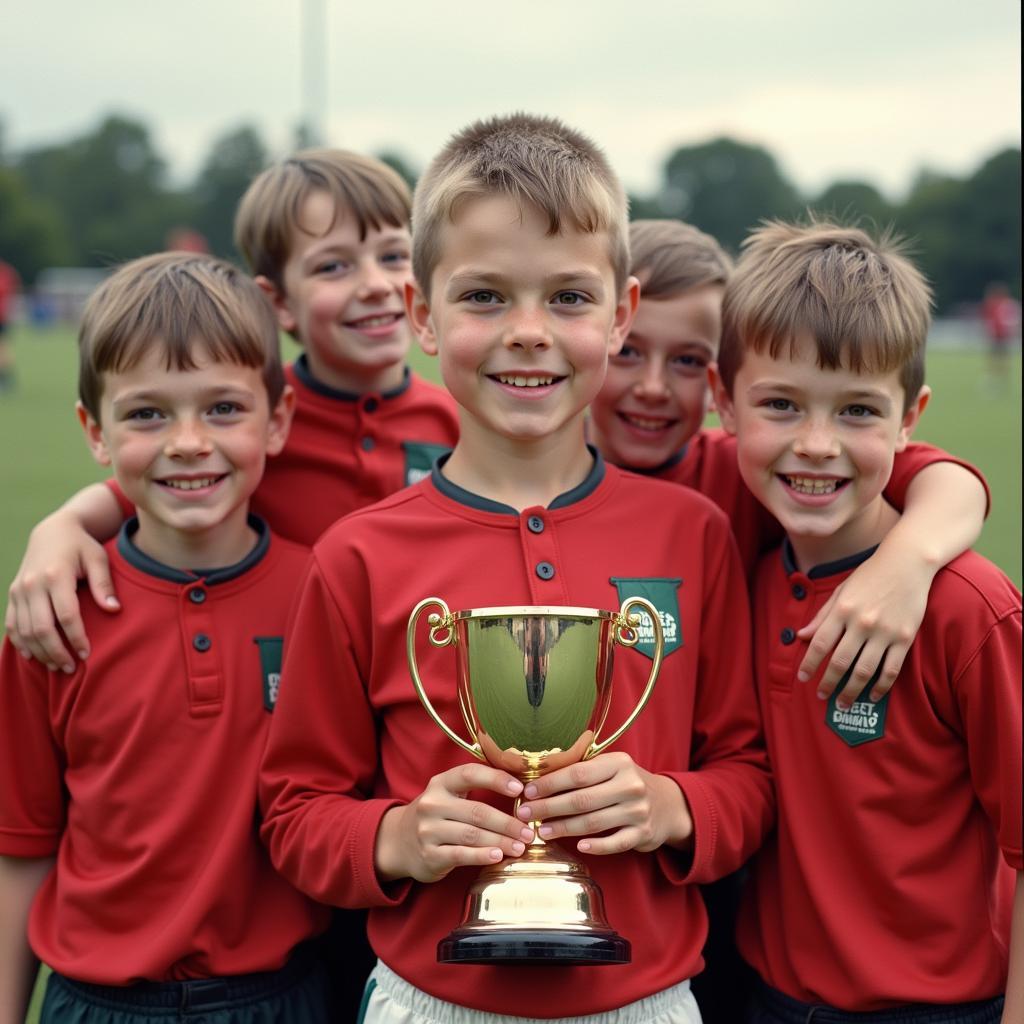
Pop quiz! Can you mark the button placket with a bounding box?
[519,509,568,604]
[180,585,224,715]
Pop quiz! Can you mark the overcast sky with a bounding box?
[3,0,1020,201]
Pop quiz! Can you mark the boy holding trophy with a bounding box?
[258,114,773,1023]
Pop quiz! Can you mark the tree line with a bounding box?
[1,115,1019,313]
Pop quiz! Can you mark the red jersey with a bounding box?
[251,358,460,543]
[639,429,989,578]
[259,455,774,1018]
[737,544,1022,1010]
[0,519,328,984]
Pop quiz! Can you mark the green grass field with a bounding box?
[0,325,1020,1020]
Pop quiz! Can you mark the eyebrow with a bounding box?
[627,331,715,351]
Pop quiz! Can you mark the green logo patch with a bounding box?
[403,441,452,486]
[254,636,283,711]
[825,667,889,746]
[609,577,682,659]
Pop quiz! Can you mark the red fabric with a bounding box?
[259,464,773,1018]
[0,261,19,320]
[251,363,459,544]
[650,429,990,578]
[0,533,328,983]
[737,548,1022,1010]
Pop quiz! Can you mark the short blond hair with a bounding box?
[79,252,284,420]
[234,148,411,289]
[412,113,629,297]
[630,219,732,299]
[718,219,931,409]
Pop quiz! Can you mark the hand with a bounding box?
[5,514,119,673]
[375,763,535,884]
[515,752,692,856]
[796,555,931,708]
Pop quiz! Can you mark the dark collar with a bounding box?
[782,537,879,580]
[621,444,688,477]
[292,355,411,402]
[117,515,270,585]
[430,446,606,515]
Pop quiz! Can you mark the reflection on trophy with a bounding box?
[406,598,664,965]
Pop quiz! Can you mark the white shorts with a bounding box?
[359,960,703,1024]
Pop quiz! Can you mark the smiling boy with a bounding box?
[0,253,331,1024]
[259,114,773,1024]
[711,221,1022,1023]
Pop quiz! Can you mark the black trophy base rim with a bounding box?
[438,929,631,966]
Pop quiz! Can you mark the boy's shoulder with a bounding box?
[928,549,1021,626]
[613,459,735,523]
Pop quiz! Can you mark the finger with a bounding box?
[521,758,617,802]
[11,589,65,672]
[441,762,523,800]
[834,637,888,709]
[868,644,907,702]
[430,842,527,875]
[438,796,536,845]
[536,804,629,842]
[797,614,844,683]
[815,636,867,704]
[24,587,77,673]
[795,592,835,640]
[432,820,531,858]
[577,827,644,857]
[50,579,93,663]
[82,547,120,614]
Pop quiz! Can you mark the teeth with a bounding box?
[351,314,398,328]
[163,477,219,491]
[623,414,670,431]
[496,375,556,388]
[785,476,842,495]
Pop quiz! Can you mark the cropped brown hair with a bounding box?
[630,219,732,299]
[412,113,629,297]
[78,252,284,420]
[718,219,931,409]
[234,148,411,289]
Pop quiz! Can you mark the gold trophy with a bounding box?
[407,598,664,965]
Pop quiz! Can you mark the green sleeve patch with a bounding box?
[608,577,682,658]
[403,441,452,485]
[254,636,284,711]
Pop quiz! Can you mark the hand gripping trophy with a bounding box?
[407,597,664,965]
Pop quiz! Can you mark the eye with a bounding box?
[670,353,708,372]
[465,290,501,305]
[209,401,241,416]
[126,407,163,421]
[843,404,878,418]
[762,398,796,413]
[380,250,411,266]
[612,343,642,363]
[315,259,349,276]
[552,290,587,306]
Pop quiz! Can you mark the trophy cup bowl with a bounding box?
[407,598,664,965]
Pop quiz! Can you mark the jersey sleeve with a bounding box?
[661,518,775,885]
[885,442,991,515]
[258,552,408,909]
[104,477,136,519]
[0,639,66,857]
[955,607,1023,870]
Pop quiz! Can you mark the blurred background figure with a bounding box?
[165,226,210,253]
[0,258,21,393]
[980,281,1020,393]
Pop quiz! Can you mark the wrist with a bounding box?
[373,804,409,883]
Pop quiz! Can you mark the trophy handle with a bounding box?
[407,597,484,762]
[586,596,664,759]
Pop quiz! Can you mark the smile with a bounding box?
[619,412,676,432]
[344,313,403,328]
[493,374,560,388]
[158,475,226,491]
[782,475,848,495]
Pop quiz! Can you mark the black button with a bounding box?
[527,515,545,534]
[791,584,807,600]
[363,397,379,413]
[361,436,375,451]
[535,561,555,580]
[193,633,212,652]
[780,628,796,645]
[188,587,206,604]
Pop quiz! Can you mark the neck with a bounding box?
[303,352,406,395]
[443,414,594,512]
[132,507,258,573]
[788,497,900,575]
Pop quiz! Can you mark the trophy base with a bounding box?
[439,928,630,965]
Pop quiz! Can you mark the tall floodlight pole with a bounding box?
[301,0,328,146]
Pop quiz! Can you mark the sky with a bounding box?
[3,0,1020,202]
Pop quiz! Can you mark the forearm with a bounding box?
[885,462,986,570]
[0,855,53,1024]
[1004,872,1024,1023]
[45,482,124,542]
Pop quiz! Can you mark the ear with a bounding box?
[708,363,737,435]
[608,276,641,356]
[405,280,438,357]
[895,385,930,452]
[76,401,112,466]
[265,384,296,458]
[256,275,298,335]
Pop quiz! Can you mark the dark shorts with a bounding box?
[40,947,330,1024]
[747,980,1004,1024]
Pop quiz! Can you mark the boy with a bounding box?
[711,221,1022,1023]
[0,253,331,1023]
[5,148,460,667]
[258,113,774,1024]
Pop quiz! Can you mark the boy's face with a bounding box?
[79,346,292,565]
[588,282,722,469]
[407,196,638,447]
[714,333,928,562]
[266,190,414,393]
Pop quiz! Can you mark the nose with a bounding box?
[165,416,212,459]
[355,258,393,301]
[632,358,670,402]
[793,414,840,461]
[503,306,552,351]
